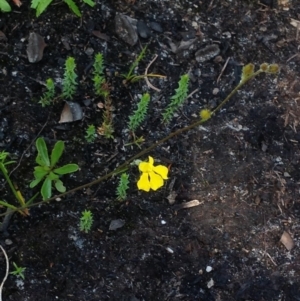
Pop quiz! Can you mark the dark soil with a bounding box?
[1,0,300,300]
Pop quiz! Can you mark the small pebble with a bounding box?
[206,266,213,272]
[149,21,163,33]
[161,220,167,225]
[5,239,13,245]
[137,20,151,39]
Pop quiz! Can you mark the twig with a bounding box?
[217,57,230,83]
[0,244,9,301]
[144,55,161,92]
[9,113,50,177]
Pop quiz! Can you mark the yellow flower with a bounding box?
[200,109,211,121]
[137,156,168,192]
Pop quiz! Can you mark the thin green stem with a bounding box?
[0,69,265,216]
[0,164,23,206]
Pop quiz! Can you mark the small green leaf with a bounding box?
[54,164,79,175]
[51,141,64,167]
[35,0,53,17]
[82,0,95,7]
[0,0,11,12]
[64,0,81,17]
[41,177,52,200]
[48,171,59,181]
[33,168,48,180]
[30,178,44,188]
[55,179,66,193]
[36,138,50,167]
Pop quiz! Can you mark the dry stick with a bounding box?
[144,54,161,92]
[0,68,265,216]
[217,57,230,84]
[0,245,9,301]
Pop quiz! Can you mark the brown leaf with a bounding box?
[0,31,7,41]
[92,31,110,41]
[280,231,294,251]
[27,32,47,63]
[59,102,83,123]
[12,0,22,7]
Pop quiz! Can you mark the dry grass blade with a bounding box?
[0,244,9,301]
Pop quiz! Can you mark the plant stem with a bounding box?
[0,70,264,216]
[0,164,23,206]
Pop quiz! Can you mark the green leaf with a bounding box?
[30,0,39,8]
[82,0,95,7]
[36,137,50,167]
[0,0,11,12]
[54,164,79,175]
[36,0,53,17]
[51,141,64,167]
[41,177,52,200]
[48,171,59,181]
[55,179,66,193]
[33,167,48,180]
[30,177,44,188]
[64,0,81,17]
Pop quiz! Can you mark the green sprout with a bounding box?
[30,0,94,17]
[116,173,130,201]
[30,137,79,200]
[93,53,109,98]
[10,262,26,280]
[62,57,78,100]
[39,78,55,107]
[85,125,96,143]
[79,209,93,233]
[162,74,190,124]
[128,93,150,132]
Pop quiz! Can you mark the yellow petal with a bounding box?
[149,171,164,191]
[153,165,168,180]
[139,161,151,173]
[148,156,154,166]
[137,173,151,192]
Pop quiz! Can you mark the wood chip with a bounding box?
[280,231,294,251]
[173,200,201,210]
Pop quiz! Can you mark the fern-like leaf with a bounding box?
[64,0,81,17]
[162,74,189,123]
[128,93,150,132]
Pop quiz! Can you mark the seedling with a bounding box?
[93,53,109,98]
[85,125,96,143]
[162,74,190,124]
[30,137,79,200]
[79,209,93,233]
[0,151,36,216]
[39,78,55,107]
[116,173,130,200]
[10,262,26,280]
[30,0,94,17]
[62,57,78,100]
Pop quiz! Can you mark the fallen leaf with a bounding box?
[109,219,125,231]
[280,231,294,251]
[59,102,83,123]
[12,0,22,7]
[92,31,110,41]
[0,31,7,41]
[27,32,47,63]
